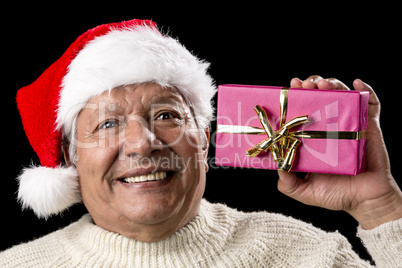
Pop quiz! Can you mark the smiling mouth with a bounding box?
[120,171,175,184]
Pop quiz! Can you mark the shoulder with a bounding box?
[202,199,332,238]
[0,214,92,268]
[202,199,370,266]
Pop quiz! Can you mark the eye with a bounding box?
[153,110,184,128]
[98,119,119,129]
[156,112,175,120]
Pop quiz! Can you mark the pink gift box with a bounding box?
[214,84,369,175]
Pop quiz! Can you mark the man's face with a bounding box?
[74,83,209,241]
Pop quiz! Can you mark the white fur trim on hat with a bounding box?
[57,25,216,135]
[17,166,81,219]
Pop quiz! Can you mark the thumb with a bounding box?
[277,170,308,202]
[277,171,299,194]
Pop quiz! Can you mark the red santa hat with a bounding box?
[16,19,216,218]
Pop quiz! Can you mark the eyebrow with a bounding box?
[148,91,185,105]
[87,89,186,120]
[86,102,125,121]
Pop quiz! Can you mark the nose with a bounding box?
[122,116,164,158]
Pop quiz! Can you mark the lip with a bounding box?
[115,166,176,190]
[118,165,168,179]
[117,171,176,190]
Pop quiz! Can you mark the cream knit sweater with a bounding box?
[1,199,401,267]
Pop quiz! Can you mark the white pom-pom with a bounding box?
[17,166,82,219]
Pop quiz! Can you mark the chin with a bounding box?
[118,195,185,225]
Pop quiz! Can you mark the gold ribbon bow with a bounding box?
[245,88,308,172]
[217,87,366,172]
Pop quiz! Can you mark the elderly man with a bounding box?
[2,19,401,267]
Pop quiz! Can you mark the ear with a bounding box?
[62,142,72,166]
[202,126,210,151]
[202,126,210,172]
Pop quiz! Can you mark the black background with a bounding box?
[3,3,401,263]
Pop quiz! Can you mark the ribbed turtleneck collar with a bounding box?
[63,199,235,267]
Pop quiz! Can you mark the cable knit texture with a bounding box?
[357,219,402,268]
[1,200,400,267]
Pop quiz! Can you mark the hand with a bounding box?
[277,75,402,229]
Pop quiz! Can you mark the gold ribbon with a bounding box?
[217,87,366,172]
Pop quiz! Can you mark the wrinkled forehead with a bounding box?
[82,83,190,116]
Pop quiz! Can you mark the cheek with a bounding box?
[75,123,121,181]
[77,147,112,174]
[76,146,118,200]
[162,126,205,175]
[174,129,207,201]
[157,124,201,155]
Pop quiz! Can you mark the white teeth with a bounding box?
[123,171,167,183]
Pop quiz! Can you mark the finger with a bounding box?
[317,78,350,91]
[301,75,323,89]
[353,79,380,106]
[290,78,303,88]
[277,171,317,207]
[353,79,380,119]
[277,170,307,201]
